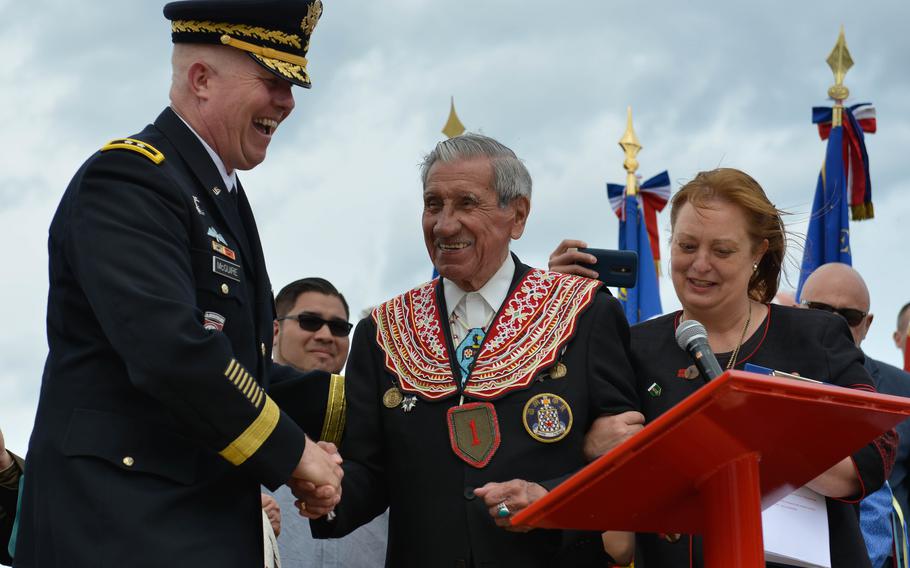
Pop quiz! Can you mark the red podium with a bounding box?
[511,371,910,567]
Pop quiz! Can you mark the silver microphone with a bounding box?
[675,320,724,383]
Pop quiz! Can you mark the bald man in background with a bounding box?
[801,263,910,567]
[895,302,910,367]
[1,427,22,566]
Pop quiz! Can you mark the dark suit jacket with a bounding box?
[313,258,637,567]
[866,356,910,518]
[14,108,308,568]
[628,305,893,568]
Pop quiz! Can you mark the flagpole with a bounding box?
[796,27,859,298]
[619,107,641,197]
[618,107,664,277]
[442,96,466,139]
[612,107,663,323]
[826,26,852,127]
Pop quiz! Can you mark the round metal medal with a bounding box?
[382,386,404,408]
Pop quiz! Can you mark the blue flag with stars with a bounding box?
[797,120,851,300]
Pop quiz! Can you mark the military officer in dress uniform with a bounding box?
[300,134,638,567]
[13,2,342,567]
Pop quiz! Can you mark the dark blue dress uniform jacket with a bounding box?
[13,108,308,568]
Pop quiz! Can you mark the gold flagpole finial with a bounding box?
[618,106,641,196]
[442,96,466,139]
[826,26,853,126]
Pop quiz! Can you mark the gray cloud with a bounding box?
[1,0,908,450]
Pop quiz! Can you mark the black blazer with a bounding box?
[14,108,307,568]
[313,258,637,567]
[628,304,893,568]
[866,356,910,519]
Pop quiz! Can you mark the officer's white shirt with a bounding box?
[171,106,238,192]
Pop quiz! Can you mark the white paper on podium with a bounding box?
[762,486,830,567]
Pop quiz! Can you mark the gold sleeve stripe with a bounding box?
[319,374,347,445]
[242,378,258,399]
[219,396,280,466]
[224,359,264,408]
[100,138,165,164]
[252,388,265,409]
[237,372,252,392]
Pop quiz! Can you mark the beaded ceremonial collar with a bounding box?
[372,269,601,401]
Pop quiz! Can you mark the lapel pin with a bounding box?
[193,195,205,216]
[549,362,567,379]
[207,227,227,246]
[647,382,662,397]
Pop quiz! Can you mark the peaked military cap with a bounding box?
[163,0,323,88]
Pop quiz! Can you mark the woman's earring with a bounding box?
[752,262,759,272]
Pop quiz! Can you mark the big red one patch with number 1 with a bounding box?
[447,402,501,468]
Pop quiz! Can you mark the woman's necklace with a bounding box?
[726,301,752,370]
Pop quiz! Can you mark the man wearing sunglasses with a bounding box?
[801,262,910,567]
[273,278,353,375]
[267,277,388,568]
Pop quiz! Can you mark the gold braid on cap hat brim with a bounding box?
[171,20,302,48]
[250,53,310,84]
[219,34,308,70]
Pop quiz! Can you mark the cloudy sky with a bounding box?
[1,0,908,451]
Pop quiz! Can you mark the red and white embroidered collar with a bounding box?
[372,268,601,401]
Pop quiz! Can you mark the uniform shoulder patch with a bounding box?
[100,138,165,164]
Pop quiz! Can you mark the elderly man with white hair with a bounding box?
[299,133,637,567]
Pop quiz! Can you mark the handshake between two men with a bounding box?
[291,437,344,519]
[286,408,649,524]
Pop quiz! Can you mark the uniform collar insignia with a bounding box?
[193,195,206,216]
[207,227,227,245]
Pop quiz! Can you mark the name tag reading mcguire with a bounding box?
[213,256,241,282]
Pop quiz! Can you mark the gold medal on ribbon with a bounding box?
[382,386,404,408]
[447,402,500,468]
[550,362,567,379]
